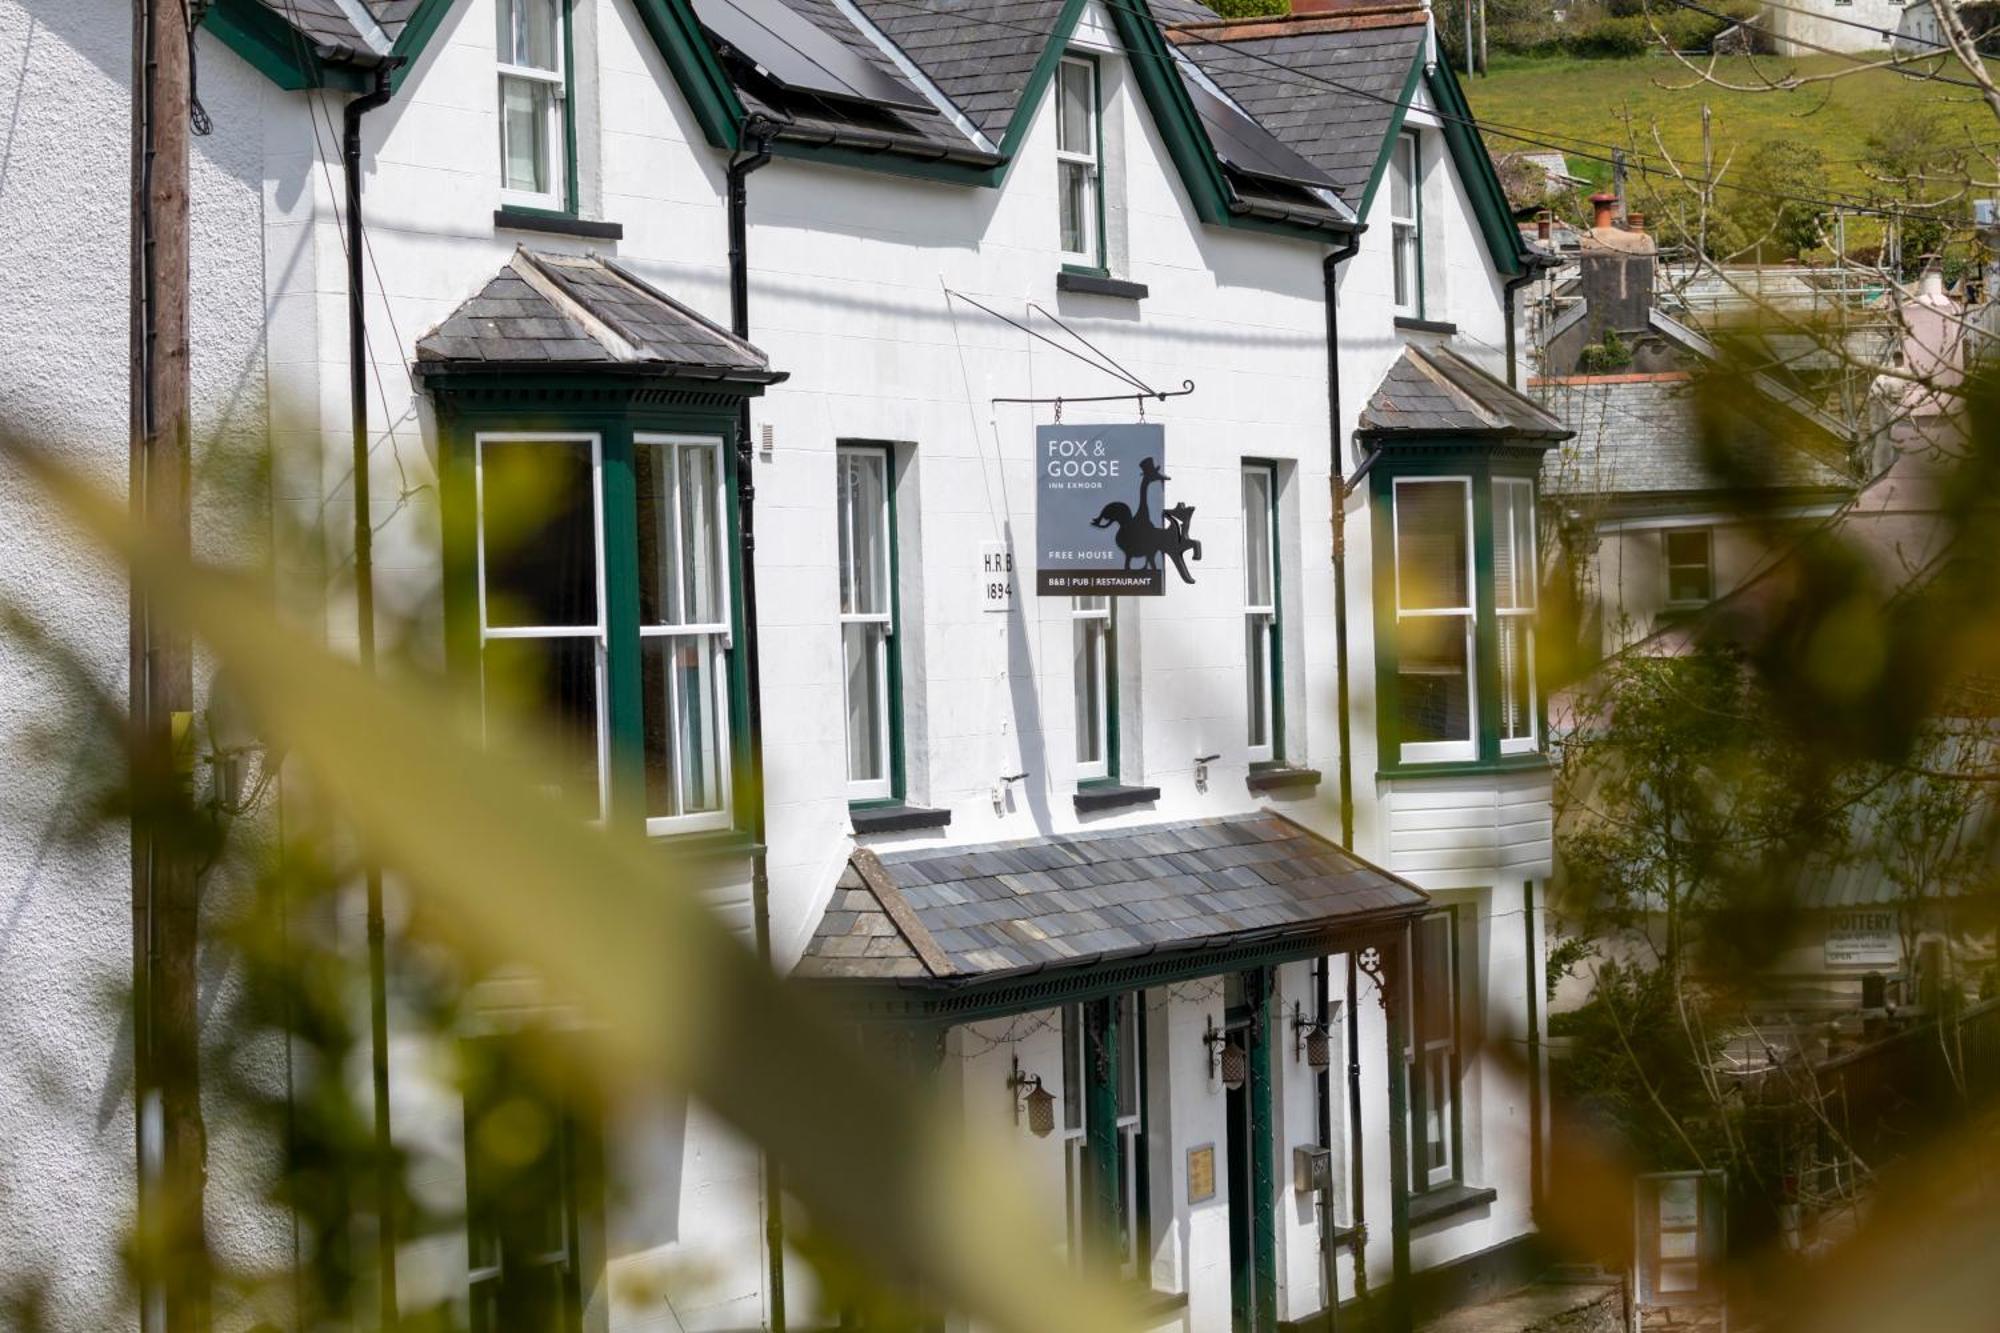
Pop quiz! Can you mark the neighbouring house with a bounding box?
[1760,0,1994,57]
[0,2,1564,1332]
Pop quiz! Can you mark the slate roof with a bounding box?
[1169,14,1427,212]
[1539,375,1851,499]
[1358,345,1571,442]
[706,0,998,161]
[795,813,1428,983]
[249,0,418,56]
[849,0,1069,144]
[415,250,781,378]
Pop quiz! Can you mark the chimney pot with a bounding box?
[1591,192,1618,231]
[1536,210,1552,241]
[1628,211,1646,235]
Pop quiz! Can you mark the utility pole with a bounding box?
[130,2,205,1330]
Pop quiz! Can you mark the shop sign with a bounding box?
[1035,422,1199,595]
[1824,909,1899,967]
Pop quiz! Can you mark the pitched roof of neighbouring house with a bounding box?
[415,249,782,378]
[1538,373,1853,499]
[1168,11,1427,213]
[795,812,1427,983]
[1359,344,1571,442]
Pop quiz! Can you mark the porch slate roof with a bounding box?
[415,249,780,377]
[1359,344,1571,442]
[1168,12,1428,212]
[794,812,1427,983]
[249,0,421,57]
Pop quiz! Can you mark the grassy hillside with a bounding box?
[1463,52,2000,203]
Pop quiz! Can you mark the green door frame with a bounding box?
[1083,995,1121,1268]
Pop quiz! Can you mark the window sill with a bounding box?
[1395,315,1458,335]
[1074,783,1160,814]
[850,802,952,835]
[1377,752,1551,782]
[1057,269,1149,301]
[1247,764,1322,794]
[1408,1182,1497,1227]
[653,828,763,861]
[494,208,625,241]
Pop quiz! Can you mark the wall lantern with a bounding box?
[1291,1002,1331,1070]
[1007,1055,1056,1138]
[1205,1016,1248,1091]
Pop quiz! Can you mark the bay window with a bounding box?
[1495,478,1537,754]
[498,0,571,212]
[1074,595,1115,782]
[1242,463,1280,764]
[1392,477,1477,764]
[1389,132,1422,316]
[465,423,743,837]
[838,446,898,802]
[1056,55,1103,269]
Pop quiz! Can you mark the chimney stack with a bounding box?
[1536,210,1552,242]
[1591,192,1617,231]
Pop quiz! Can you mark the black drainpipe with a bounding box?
[343,60,400,1330]
[1319,231,1362,1325]
[727,116,785,1333]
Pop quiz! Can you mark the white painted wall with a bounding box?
[1765,0,1945,55]
[0,1,1552,1327]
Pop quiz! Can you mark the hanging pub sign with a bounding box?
[1035,422,1201,596]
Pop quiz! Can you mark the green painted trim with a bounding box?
[1105,0,1233,230]
[1371,447,1550,772]
[1357,49,1426,222]
[1246,459,1284,764]
[429,385,753,839]
[1107,606,1123,785]
[1413,133,1427,319]
[633,0,747,151]
[997,0,1093,165]
[1247,967,1279,1331]
[1085,997,1121,1267]
[766,140,1003,186]
[1061,262,1112,279]
[601,426,645,821]
[203,0,367,91]
[1425,59,1529,279]
[387,0,458,92]
[562,0,581,215]
[1384,932,1415,1333]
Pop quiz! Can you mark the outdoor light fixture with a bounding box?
[1291,1002,1331,1070]
[1007,1055,1056,1138]
[1220,1036,1248,1091]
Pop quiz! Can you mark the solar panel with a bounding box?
[1183,77,1338,194]
[693,0,933,114]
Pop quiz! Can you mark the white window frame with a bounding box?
[1061,1004,1089,1263]
[1495,477,1539,756]
[497,0,568,212]
[474,431,610,821]
[1111,991,1144,1281]
[636,432,735,837]
[1242,463,1279,764]
[1407,910,1460,1192]
[1073,595,1113,782]
[838,445,895,802]
[1389,131,1422,317]
[1663,527,1715,609]
[1392,476,1478,765]
[1055,55,1101,269]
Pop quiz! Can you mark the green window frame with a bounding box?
[1389,131,1423,318]
[1073,595,1118,784]
[462,1036,604,1333]
[1056,53,1107,275]
[1406,908,1462,1193]
[443,391,753,842]
[1242,461,1283,765]
[497,0,580,217]
[1371,455,1548,775]
[838,443,906,805]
